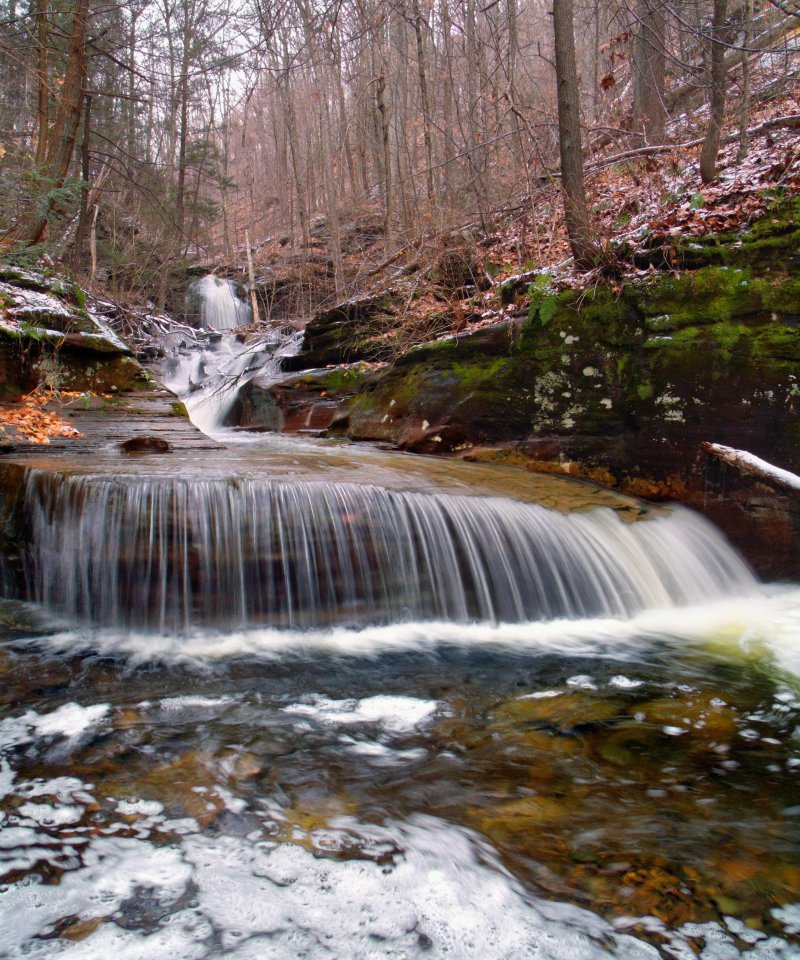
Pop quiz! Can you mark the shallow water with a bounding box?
[1,594,800,959]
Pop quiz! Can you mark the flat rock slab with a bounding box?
[0,388,219,460]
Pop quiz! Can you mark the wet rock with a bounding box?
[137,750,226,828]
[282,292,398,370]
[491,691,626,732]
[118,436,171,454]
[59,917,106,942]
[630,692,739,745]
[230,363,380,433]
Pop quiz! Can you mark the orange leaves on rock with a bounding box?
[0,390,80,444]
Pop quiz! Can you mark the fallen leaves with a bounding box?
[0,388,81,444]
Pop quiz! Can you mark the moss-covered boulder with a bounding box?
[281,292,398,371]
[331,320,534,451]
[228,362,380,434]
[0,266,133,396]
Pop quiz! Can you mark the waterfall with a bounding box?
[159,277,302,433]
[159,329,301,434]
[188,275,251,331]
[23,471,757,633]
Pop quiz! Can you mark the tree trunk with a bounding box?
[632,0,667,143]
[127,8,139,158]
[377,74,393,241]
[410,0,435,203]
[737,0,753,160]
[3,0,89,247]
[175,8,191,237]
[71,93,91,271]
[35,0,49,168]
[552,0,598,270]
[700,0,734,184]
[334,49,356,197]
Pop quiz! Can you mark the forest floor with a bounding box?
[236,84,799,356]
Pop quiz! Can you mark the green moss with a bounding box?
[451,356,515,391]
[170,401,189,418]
[710,322,749,350]
[635,267,757,327]
[751,274,800,316]
[312,364,376,393]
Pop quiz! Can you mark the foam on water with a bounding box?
[283,694,440,732]
[0,703,110,751]
[23,587,800,684]
[0,807,797,959]
[0,645,798,958]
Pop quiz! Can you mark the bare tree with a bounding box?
[552,0,598,269]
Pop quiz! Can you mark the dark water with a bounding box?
[1,599,799,959]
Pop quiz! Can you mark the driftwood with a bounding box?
[702,442,800,494]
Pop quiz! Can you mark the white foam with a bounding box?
[178,818,663,959]
[115,799,165,817]
[0,804,796,958]
[610,675,644,689]
[284,694,439,733]
[0,703,110,751]
[28,588,800,683]
[0,836,192,954]
[157,696,234,713]
[17,802,84,826]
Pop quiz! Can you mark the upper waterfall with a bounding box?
[187,274,251,331]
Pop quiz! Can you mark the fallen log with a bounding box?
[702,442,800,494]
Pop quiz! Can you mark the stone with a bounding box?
[119,436,171,454]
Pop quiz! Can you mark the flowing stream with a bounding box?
[1,277,799,958]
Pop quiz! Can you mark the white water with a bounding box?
[157,274,302,433]
[189,275,251,332]
[23,471,757,633]
[21,588,800,686]
[159,330,301,434]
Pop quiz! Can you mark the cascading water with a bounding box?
[3,281,800,960]
[187,274,251,331]
[158,275,302,433]
[24,470,756,633]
